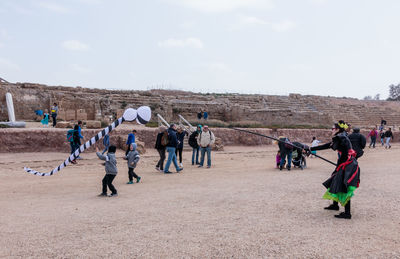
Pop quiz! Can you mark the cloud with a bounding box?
[167,0,274,13]
[206,62,232,73]
[309,0,329,4]
[288,64,313,72]
[0,42,4,48]
[62,40,90,51]
[37,2,70,13]
[0,57,20,71]
[158,37,204,48]
[233,16,296,32]
[270,20,296,32]
[70,64,91,73]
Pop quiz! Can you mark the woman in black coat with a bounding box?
[310,120,360,219]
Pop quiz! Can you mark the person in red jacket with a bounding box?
[367,127,378,148]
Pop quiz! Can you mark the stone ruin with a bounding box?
[0,92,26,128]
[1,81,400,129]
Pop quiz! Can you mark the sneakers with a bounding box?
[98,193,107,197]
[324,204,340,211]
[177,168,183,173]
[207,166,211,168]
[126,181,134,184]
[71,160,77,164]
[334,212,351,219]
[279,165,283,171]
[164,171,172,174]
[198,165,203,168]
[136,176,141,183]
[109,193,118,197]
[287,167,291,171]
[179,163,183,167]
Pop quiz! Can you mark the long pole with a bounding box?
[231,127,336,166]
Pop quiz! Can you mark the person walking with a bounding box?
[368,127,378,148]
[41,109,50,127]
[197,111,203,121]
[310,136,320,158]
[197,125,215,168]
[384,128,393,149]
[380,130,385,146]
[189,125,202,165]
[175,126,188,167]
[155,126,167,172]
[348,127,366,159]
[163,124,183,174]
[125,143,141,184]
[50,103,58,127]
[126,129,137,156]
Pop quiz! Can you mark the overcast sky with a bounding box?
[0,0,399,99]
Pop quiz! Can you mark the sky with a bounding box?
[0,0,399,99]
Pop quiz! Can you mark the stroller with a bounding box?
[291,142,308,170]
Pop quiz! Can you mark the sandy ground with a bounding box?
[0,144,399,258]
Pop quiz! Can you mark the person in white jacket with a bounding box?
[197,125,215,168]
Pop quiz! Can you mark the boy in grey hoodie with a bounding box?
[125,143,141,184]
[96,145,118,197]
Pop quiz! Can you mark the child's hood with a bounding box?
[131,143,137,151]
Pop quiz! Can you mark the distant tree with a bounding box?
[363,95,372,100]
[373,94,380,100]
[388,84,400,101]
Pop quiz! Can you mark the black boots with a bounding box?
[333,201,352,219]
[324,203,339,211]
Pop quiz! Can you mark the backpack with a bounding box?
[188,131,198,148]
[284,138,293,150]
[67,129,75,143]
[161,130,169,146]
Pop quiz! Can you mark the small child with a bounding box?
[275,151,281,169]
[125,143,141,184]
[41,109,49,127]
[96,145,118,197]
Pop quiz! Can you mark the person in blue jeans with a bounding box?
[163,124,183,174]
[188,125,202,165]
[278,136,293,171]
[197,125,215,168]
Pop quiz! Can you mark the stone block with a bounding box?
[55,121,71,128]
[86,120,101,129]
[77,112,87,121]
[65,110,76,121]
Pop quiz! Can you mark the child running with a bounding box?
[96,145,118,197]
[125,143,141,184]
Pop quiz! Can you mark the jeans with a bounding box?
[199,146,211,167]
[175,147,183,163]
[369,136,376,148]
[192,147,200,165]
[164,147,180,172]
[52,114,57,127]
[280,151,292,169]
[128,168,139,182]
[386,137,391,148]
[70,142,79,156]
[102,145,109,155]
[102,174,117,194]
[381,137,384,145]
[156,148,166,170]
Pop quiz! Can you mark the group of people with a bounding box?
[275,121,365,220]
[155,124,215,173]
[39,103,59,127]
[66,120,84,164]
[367,127,393,149]
[197,111,209,121]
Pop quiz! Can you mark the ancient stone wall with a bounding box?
[0,127,395,153]
[2,82,400,128]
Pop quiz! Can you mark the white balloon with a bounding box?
[137,106,151,124]
[123,108,137,121]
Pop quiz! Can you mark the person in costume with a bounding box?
[309,120,360,219]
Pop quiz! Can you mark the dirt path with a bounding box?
[0,145,399,258]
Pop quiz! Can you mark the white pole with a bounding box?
[6,93,16,122]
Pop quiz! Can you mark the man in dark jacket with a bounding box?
[278,136,293,171]
[163,124,183,174]
[348,127,366,159]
